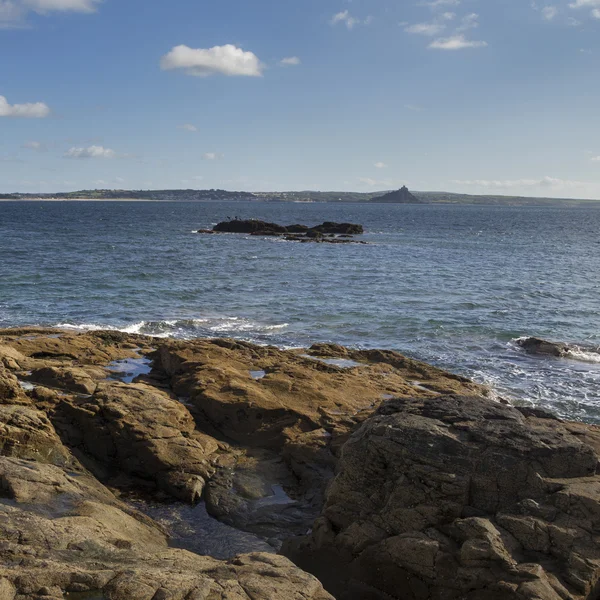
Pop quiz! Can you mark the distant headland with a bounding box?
[1,186,598,206]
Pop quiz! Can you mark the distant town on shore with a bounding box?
[1,185,598,206]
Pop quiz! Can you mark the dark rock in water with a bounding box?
[213,220,288,234]
[200,220,365,243]
[305,230,323,239]
[283,394,600,600]
[310,222,364,235]
[371,185,422,204]
[516,337,569,357]
[286,224,310,233]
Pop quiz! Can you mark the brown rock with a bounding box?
[283,395,600,600]
[50,381,221,502]
[0,365,28,405]
[0,457,332,600]
[0,405,78,468]
[27,367,98,395]
[152,339,483,450]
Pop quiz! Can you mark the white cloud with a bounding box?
[0,95,50,118]
[192,175,204,181]
[22,140,46,151]
[429,34,488,50]
[591,156,600,161]
[178,123,197,132]
[202,152,222,160]
[279,56,301,66]
[374,162,388,169]
[23,0,100,13]
[541,6,558,19]
[330,10,370,30]
[568,16,583,24]
[592,8,600,16]
[160,44,264,77]
[64,145,115,159]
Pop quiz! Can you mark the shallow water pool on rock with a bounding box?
[301,355,365,369]
[106,356,152,383]
[128,499,274,559]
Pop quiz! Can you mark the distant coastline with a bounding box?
[1,187,599,206]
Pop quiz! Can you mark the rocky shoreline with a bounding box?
[1,328,599,599]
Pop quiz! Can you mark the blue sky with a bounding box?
[1,0,600,197]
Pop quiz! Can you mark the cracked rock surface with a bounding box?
[282,395,600,600]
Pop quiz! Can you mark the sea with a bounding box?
[1,200,599,422]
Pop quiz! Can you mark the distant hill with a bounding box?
[1,188,599,206]
[370,186,423,204]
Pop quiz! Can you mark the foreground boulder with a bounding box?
[0,330,334,600]
[283,394,600,600]
[50,381,223,502]
[0,458,333,600]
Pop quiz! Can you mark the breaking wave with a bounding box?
[55,317,289,340]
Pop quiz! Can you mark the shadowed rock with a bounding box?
[283,394,600,600]
[201,220,365,242]
[517,336,571,357]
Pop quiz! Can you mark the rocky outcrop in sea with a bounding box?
[0,328,599,599]
[197,220,366,243]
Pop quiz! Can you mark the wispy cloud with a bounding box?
[0,94,50,118]
[358,177,404,187]
[279,56,301,66]
[407,8,487,51]
[541,6,558,20]
[420,0,461,7]
[22,140,47,151]
[0,0,100,28]
[330,10,371,30]
[374,162,388,169]
[161,44,264,77]
[456,12,480,31]
[569,0,600,20]
[177,124,197,132]
[452,176,586,189]
[429,34,487,50]
[64,145,116,159]
[202,152,223,160]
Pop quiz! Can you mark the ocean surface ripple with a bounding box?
[1,201,599,421]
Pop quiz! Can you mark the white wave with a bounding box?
[56,322,119,332]
[566,348,600,364]
[53,316,288,339]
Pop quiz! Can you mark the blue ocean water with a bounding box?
[1,200,599,421]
